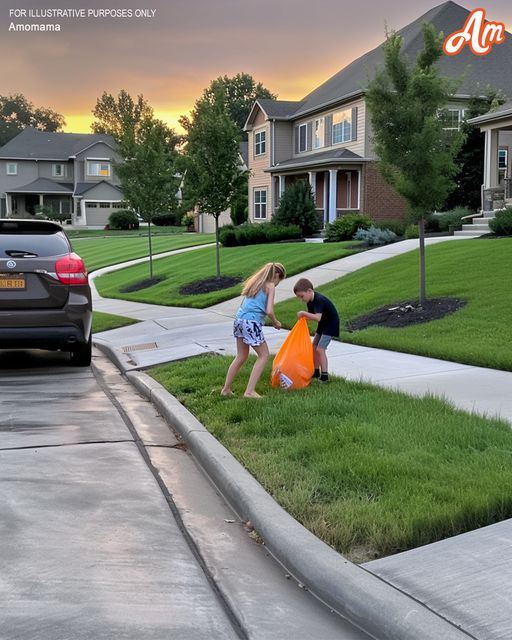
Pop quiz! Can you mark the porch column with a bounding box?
[356,169,361,210]
[308,171,317,204]
[39,194,44,207]
[323,173,329,227]
[484,128,499,188]
[6,194,12,216]
[278,175,286,198]
[328,169,338,222]
[80,199,87,226]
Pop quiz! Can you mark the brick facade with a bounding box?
[362,162,408,221]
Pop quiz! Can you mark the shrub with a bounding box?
[354,225,398,246]
[272,181,320,236]
[404,224,419,239]
[152,212,180,226]
[376,219,407,236]
[108,209,139,230]
[489,207,512,235]
[434,207,473,232]
[325,214,372,242]
[219,222,301,247]
[181,214,195,229]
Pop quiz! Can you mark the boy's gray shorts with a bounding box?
[313,333,332,349]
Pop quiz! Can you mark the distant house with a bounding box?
[245,1,512,226]
[0,127,124,226]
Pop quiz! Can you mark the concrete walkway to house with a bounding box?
[91,235,512,640]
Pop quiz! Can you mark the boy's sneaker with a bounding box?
[319,374,329,383]
[312,368,320,379]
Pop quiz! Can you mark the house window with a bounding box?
[298,124,308,152]
[441,108,465,130]
[6,162,17,175]
[332,110,352,144]
[313,118,324,149]
[87,161,111,177]
[254,130,266,156]
[498,148,508,171]
[254,189,267,219]
[52,163,66,177]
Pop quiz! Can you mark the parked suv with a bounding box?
[0,219,92,366]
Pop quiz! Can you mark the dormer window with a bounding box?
[87,160,111,177]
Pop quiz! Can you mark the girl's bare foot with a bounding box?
[221,388,234,396]
[244,391,262,399]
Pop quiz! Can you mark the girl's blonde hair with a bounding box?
[242,262,286,298]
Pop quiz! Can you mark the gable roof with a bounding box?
[267,148,366,173]
[254,2,512,123]
[0,127,118,160]
[7,178,73,194]
[74,181,123,197]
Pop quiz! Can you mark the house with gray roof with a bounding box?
[0,128,125,226]
[245,1,512,225]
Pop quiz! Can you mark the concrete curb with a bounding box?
[118,362,472,640]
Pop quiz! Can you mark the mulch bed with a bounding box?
[179,276,242,295]
[120,276,166,292]
[347,297,467,331]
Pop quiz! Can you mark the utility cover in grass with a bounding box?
[348,297,466,330]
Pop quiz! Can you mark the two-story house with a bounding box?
[0,127,124,226]
[246,1,512,226]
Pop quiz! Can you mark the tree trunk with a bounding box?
[215,214,221,278]
[148,217,153,279]
[418,216,426,306]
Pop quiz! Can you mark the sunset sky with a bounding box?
[0,0,511,134]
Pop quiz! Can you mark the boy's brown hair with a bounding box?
[293,278,314,294]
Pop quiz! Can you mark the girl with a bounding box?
[221,262,286,399]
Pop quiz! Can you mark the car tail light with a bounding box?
[55,253,89,285]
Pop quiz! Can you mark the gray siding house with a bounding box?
[246,1,512,226]
[0,128,124,226]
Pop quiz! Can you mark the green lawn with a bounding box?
[92,311,139,333]
[94,242,359,308]
[72,233,214,271]
[276,238,512,371]
[65,226,183,239]
[151,355,512,562]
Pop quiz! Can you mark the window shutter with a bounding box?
[325,115,332,146]
[294,126,299,154]
[351,107,358,141]
[306,122,312,151]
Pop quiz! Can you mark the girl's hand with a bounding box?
[273,320,282,330]
[297,310,306,319]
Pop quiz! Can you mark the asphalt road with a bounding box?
[0,348,368,640]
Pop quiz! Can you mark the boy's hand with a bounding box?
[297,310,306,319]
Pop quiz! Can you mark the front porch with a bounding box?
[4,178,74,220]
[271,166,362,228]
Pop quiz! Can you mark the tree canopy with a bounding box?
[91,89,154,155]
[0,93,65,146]
[181,73,276,138]
[365,23,463,303]
[180,85,242,277]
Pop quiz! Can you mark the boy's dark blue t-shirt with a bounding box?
[307,292,340,337]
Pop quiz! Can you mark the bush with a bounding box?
[354,225,398,246]
[434,207,473,232]
[376,219,407,236]
[108,209,139,230]
[152,212,180,226]
[219,222,301,247]
[404,224,419,239]
[489,207,512,235]
[182,214,195,228]
[272,181,320,236]
[325,214,372,242]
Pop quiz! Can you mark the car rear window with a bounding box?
[0,232,70,258]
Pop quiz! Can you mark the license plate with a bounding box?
[0,274,26,289]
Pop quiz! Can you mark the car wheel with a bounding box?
[69,337,92,367]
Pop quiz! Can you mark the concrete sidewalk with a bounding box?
[92,235,512,639]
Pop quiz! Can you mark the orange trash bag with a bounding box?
[271,317,314,390]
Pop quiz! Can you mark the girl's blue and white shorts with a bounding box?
[233,318,265,347]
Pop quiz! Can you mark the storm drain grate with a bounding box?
[121,342,158,353]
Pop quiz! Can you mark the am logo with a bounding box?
[443,8,506,56]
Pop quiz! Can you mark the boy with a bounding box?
[293,278,340,383]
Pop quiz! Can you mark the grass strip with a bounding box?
[276,238,512,371]
[150,354,512,563]
[92,311,138,333]
[94,242,358,308]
